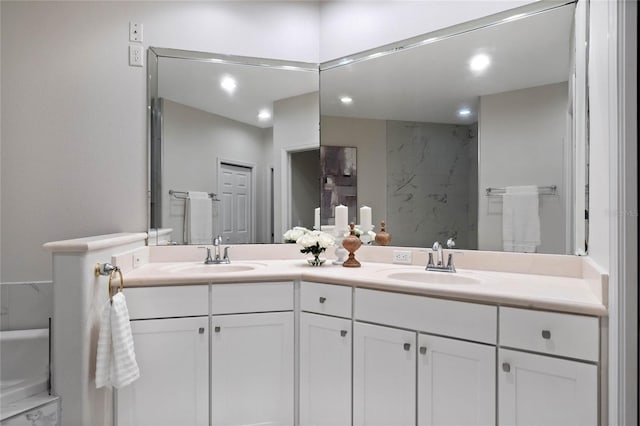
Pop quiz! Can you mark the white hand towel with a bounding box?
[502,185,541,253]
[95,292,140,389]
[184,191,213,245]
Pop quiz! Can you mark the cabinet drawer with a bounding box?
[355,288,497,344]
[499,307,599,362]
[126,285,209,320]
[211,281,293,314]
[301,281,352,318]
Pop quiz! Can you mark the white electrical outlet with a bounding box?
[129,45,144,67]
[129,22,143,42]
[392,250,412,264]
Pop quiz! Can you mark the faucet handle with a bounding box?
[446,238,455,249]
[198,246,214,264]
[213,235,222,245]
[432,241,441,251]
[223,246,231,262]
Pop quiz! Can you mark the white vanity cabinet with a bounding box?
[353,321,417,426]
[417,334,496,426]
[210,282,294,426]
[299,282,353,426]
[354,288,497,426]
[497,307,599,426]
[117,282,295,426]
[117,286,209,426]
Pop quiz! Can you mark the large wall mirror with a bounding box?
[148,48,319,245]
[319,0,588,255]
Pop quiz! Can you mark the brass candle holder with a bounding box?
[342,223,362,267]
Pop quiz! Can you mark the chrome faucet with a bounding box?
[213,235,222,261]
[200,235,231,264]
[426,238,456,272]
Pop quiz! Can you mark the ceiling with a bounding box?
[321,3,574,124]
[158,58,318,128]
[157,3,574,127]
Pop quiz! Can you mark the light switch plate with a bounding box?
[129,22,143,42]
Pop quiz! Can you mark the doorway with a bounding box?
[219,162,254,244]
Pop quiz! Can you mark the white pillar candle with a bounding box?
[360,205,372,228]
[314,207,320,230]
[335,204,348,231]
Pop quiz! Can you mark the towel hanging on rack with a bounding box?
[502,185,541,253]
[95,269,140,389]
[184,191,213,244]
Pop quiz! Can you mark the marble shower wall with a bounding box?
[386,121,478,248]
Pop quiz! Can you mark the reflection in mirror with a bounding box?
[148,48,319,245]
[320,1,588,255]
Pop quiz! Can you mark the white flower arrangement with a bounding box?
[283,227,335,260]
[343,227,376,243]
[283,226,308,243]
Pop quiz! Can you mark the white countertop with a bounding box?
[122,259,607,317]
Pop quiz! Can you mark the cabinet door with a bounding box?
[211,312,294,426]
[117,317,209,426]
[417,334,495,426]
[353,322,416,426]
[498,348,598,426]
[299,312,352,426]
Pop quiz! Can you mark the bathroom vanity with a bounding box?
[111,245,606,426]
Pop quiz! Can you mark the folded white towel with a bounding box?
[502,185,541,253]
[96,292,140,389]
[184,191,213,245]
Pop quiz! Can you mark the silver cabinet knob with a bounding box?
[403,343,411,351]
[502,362,511,373]
[319,296,326,304]
[340,330,348,337]
[214,326,221,333]
[541,330,551,339]
[419,346,427,355]
[198,327,205,334]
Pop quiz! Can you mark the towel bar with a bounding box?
[485,185,557,196]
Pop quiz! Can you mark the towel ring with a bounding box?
[108,267,124,304]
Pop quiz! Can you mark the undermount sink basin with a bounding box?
[386,271,480,285]
[159,262,263,274]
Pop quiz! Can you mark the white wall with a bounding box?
[273,92,320,240]
[586,1,611,271]
[162,100,271,243]
[319,0,533,61]
[0,1,320,283]
[478,82,568,254]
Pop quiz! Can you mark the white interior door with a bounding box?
[220,162,253,244]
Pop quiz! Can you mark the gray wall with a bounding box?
[478,82,568,254]
[162,99,272,244]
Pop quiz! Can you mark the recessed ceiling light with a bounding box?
[470,54,491,72]
[220,76,237,93]
[258,109,271,121]
[340,96,353,105]
[458,108,472,117]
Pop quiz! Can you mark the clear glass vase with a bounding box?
[307,254,325,266]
